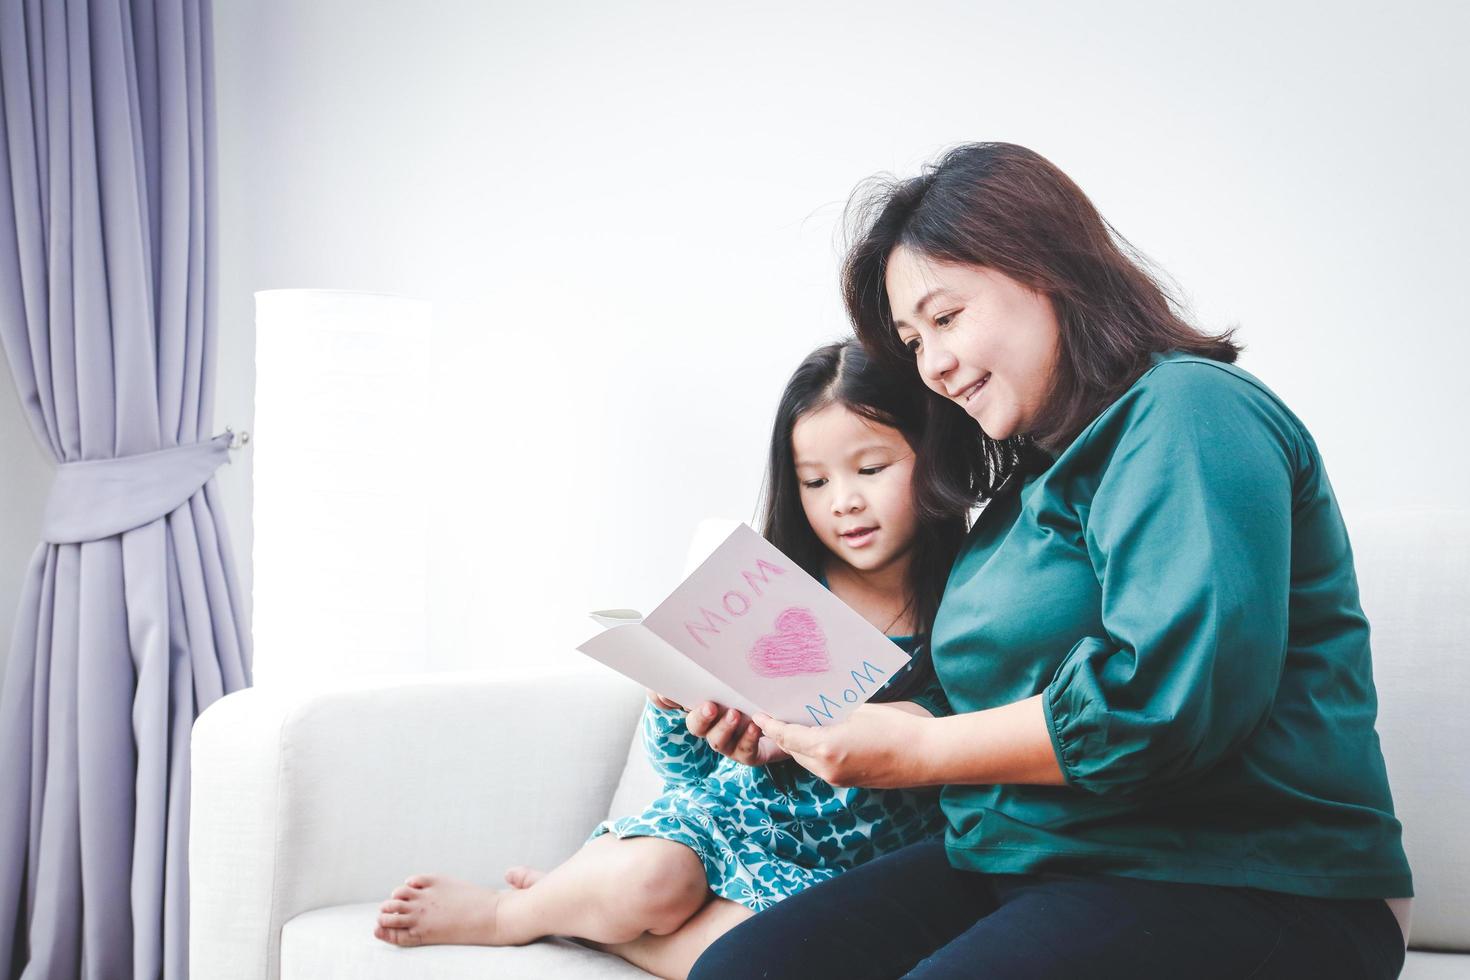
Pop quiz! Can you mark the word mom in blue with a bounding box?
[804,661,888,726]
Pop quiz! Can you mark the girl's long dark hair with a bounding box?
[758,339,966,638]
[843,142,1241,510]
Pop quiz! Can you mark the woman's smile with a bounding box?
[955,375,990,417]
[957,376,989,401]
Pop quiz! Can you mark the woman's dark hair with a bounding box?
[843,142,1241,510]
[758,339,966,637]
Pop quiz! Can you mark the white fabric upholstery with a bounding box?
[1348,509,1470,952]
[191,511,1470,978]
[1402,952,1470,980]
[606,725,664,827]
[189,670,645,980]
[271,905,1465,980]
[279,904,649,979]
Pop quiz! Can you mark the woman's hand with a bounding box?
[685,702,793,766]
[754,703,933,788]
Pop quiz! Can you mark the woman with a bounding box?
[687,143,1411,979]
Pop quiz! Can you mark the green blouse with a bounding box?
[932,352,1412,899]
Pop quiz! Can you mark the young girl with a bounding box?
[372,338,967,978]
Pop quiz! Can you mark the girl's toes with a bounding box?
[391,885,418,901]
[380,899,411,915]
[378,910,415,930]
[405,874,433,888]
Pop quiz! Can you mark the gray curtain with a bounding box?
[0,0,250,976]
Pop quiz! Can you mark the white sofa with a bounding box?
[190,511,1470,979]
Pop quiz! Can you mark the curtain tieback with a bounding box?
[41,433,234,544]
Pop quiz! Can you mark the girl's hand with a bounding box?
[755,704,932,788]
[685,702,793,766]
[646,690,685,711]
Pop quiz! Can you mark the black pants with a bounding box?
[689,840,1405,980]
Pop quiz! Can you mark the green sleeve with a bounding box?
[1044,363,1298,798]
[909,675,953,719]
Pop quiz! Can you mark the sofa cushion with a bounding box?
[1402,951,1470,979]
[607,721,665,825]
[280,904,652,979]
[1349,509,1470,952]
[280,903,1465,978]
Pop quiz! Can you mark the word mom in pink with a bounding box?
[683,558,787,649]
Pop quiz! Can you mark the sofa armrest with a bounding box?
[189,669,644,980]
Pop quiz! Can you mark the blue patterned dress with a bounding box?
[590,637,948,911]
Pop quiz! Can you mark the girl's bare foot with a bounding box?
[373,874,512,947]
[373,838,711,952]
[504,865,546,889]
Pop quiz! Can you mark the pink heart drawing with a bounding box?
[747,607,830,678]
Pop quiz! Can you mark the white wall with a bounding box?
[12,0,1456,682]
